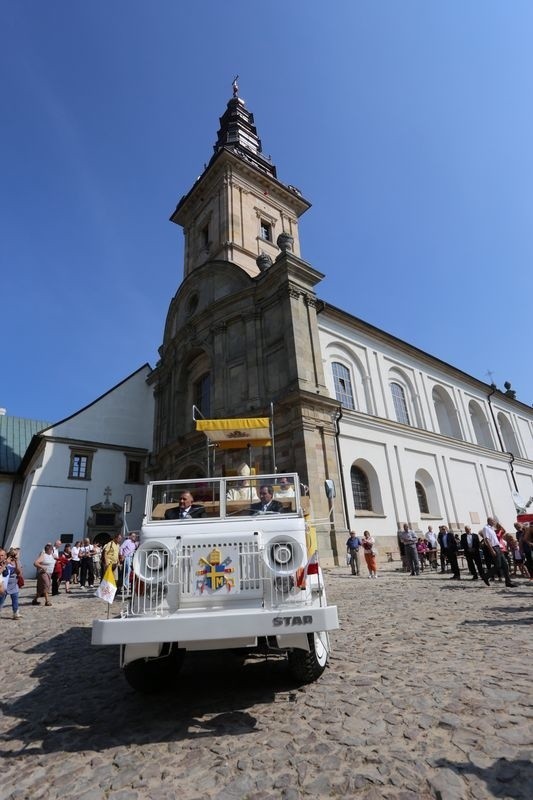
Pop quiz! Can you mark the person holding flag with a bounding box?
[101,533,122,582]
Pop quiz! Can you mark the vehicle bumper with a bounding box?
[92,604,339,646]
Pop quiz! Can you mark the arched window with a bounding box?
[415,468,440,517]
[432,386,463,440]
[498,413,520,455]
[332,362,355,410]
[390,382,410,425]
[351,466,372,510]
[415,481,429,514]
[469,400,494,449]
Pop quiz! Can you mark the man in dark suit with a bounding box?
[460,526,489,585]
[164,491,205,520]
[250,485,284,514]
[440,525,461,579]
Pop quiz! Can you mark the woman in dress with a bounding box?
[58,544,73,593]
[33,544,56,606]
[362,530,378,579]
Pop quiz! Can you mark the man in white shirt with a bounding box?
[79,538,96,589]
[71,540,81,585]
[481,517,516,588]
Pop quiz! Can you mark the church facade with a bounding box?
[149,88,533,560]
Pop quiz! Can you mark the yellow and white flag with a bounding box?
[95,565,117,604]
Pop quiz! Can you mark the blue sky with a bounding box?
[2,1,532,421]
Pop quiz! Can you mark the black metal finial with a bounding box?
[232,75,239,97]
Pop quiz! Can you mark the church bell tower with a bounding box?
[152,82,345,563]
[170,80,310,278]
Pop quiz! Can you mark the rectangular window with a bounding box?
[201,224,209,248]
[72,455,88,478]
[95,512,116,526]
[68,450,94,480]
[260,220,272,242]
[126,457,143,484]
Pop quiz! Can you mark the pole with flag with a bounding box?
[96,564,117,612]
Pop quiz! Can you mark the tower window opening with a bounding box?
[260,220,272,242]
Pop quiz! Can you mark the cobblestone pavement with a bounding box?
[1,563,531,800]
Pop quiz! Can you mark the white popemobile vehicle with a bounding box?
[92,473,339,692]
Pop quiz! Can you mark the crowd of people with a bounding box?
[345,518,533,585]
[0,532,139,619]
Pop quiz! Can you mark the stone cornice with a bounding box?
[338,407,527,463]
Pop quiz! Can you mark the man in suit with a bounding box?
[440,525,461,579]
[165,491,205,520]
[460,526,489,585]
[250,485,283,514]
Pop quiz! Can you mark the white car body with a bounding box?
[92,474,339,689]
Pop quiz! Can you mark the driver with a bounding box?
[165,491,205,520]
[250,485,283,514]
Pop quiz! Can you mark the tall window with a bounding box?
[194,372,211,418]
[415,481,429,514]
[390,382,410,425]
[332,362,355,410]
[260,220,272,241]
[125,457,143,484]
[351,466,371,510]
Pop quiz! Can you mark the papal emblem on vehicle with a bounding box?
[196,547,235,593]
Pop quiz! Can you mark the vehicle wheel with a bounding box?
[123,648,184,693]
[287,631,329,683]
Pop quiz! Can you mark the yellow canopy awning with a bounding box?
[196,417,272,449]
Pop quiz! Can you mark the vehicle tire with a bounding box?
[123,647,184,693]
[287,631,329,683]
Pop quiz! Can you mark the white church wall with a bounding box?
[320,314,533,556]
[445,457,488,530]
[483,463,517,524]
[44,367,153,449]
[9,483,88,574]
[5,367,154,572]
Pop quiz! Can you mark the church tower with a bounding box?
[170,82,310,278]
[150,84,346,562]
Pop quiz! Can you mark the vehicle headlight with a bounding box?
[133,542,170,584]
[263,536,305,575]
[272,543,293,566]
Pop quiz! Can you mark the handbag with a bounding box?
[346,553,352,565]
[17,574,25,588]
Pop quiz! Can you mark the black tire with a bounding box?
[123,647,184,693]
[287,631,329,683]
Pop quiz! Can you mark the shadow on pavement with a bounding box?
[1,626,299,755]
[435,756,532,799]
